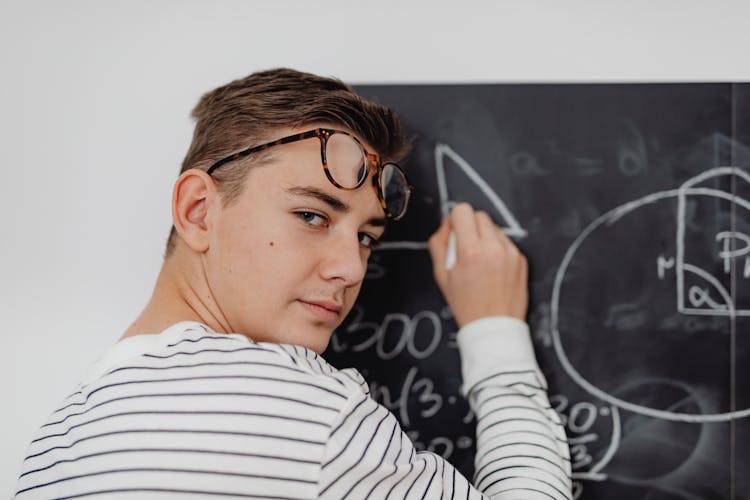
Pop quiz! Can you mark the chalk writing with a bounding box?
[406,430,474,460]
[716,231,750,274]
[616,120,648,176]
[369,367,443,426]
[656,255,675,279]
[337,307,443,360]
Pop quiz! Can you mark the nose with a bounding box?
[318,229,368,287]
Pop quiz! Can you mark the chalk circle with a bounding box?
[605,378,702,481]
[551,187,750,423]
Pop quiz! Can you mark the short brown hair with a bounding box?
[165,68,409,257]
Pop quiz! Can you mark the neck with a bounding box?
[121,243,231,339]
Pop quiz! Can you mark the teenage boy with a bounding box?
[16,68,571,499]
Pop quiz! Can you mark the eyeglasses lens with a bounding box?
[326,133,368,188]
[381,163,409,219]
[325,133,409,220]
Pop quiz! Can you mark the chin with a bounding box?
[283,324,332,354]
[305,334,331,355]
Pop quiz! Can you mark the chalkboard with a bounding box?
[323,83,750,499]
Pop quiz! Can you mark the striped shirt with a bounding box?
[16,319,571,499]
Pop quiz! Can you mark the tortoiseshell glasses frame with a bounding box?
[206,128,412,220]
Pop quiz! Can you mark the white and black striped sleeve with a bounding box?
[318,317,572,499]
[459,317,572,499]
[317,386,475,499]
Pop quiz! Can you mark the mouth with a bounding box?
[297,299,342,324]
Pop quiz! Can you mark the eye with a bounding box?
[295,211,328,228]
[358,232,380,250]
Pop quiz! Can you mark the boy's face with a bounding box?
[204,126,387,353]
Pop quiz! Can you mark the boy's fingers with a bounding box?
[450,203,479,258]
[428,217,451,283]
[476,211,498,242]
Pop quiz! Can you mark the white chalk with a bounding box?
[445,231,456,270]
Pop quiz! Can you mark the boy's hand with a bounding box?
[428,203,528,328]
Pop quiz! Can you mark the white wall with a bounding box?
[3,0,750,495]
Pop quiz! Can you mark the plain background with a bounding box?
[3,0,750,496]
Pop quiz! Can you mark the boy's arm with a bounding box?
[318,203,571,498]
[317,317,571,499]
[459,316,571,497]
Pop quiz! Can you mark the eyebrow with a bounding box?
[284,186,387,227]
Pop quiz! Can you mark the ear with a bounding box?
[171,169,217,253]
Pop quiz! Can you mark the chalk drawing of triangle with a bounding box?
[435,143,527,239]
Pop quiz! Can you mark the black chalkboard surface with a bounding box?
[323,83,750,499]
